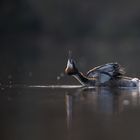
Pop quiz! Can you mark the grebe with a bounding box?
[65,54,139,87]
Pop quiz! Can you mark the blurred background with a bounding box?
[1,0,140,85]
[1,1,140,140]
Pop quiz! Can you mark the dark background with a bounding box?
[1,2,140,140]
[1,0,140,85]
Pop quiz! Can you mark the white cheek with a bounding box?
[67,60,73,68]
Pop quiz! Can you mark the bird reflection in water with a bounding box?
[65,87,140,129]
[65,94,73,129]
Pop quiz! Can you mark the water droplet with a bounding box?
[9,80,12,84]
[123,100,130,106]
[57,76,61,80]
[60,73,64,77]
[8,75,12,79]
[1,87,4,91]
[9,85,12,88]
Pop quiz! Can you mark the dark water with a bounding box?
[1,86,140,140]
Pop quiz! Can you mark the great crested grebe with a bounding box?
[65,53,139,87]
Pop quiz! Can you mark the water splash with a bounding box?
[57,73,65,81]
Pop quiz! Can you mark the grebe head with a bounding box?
[65,52,78,75]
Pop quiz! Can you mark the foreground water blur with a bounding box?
[1,86,140,140]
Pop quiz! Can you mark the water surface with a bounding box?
[1,85,140,140]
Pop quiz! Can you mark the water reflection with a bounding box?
[65,87,140,129]
[65,94,73,129]
[1,86,140,140]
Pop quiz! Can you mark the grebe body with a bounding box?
[65,55,139,87]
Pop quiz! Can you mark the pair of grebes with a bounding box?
[65,52,139,87]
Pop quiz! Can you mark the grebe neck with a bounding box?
[73,72,96,86]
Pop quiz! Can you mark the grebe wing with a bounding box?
[86,63,125,78]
